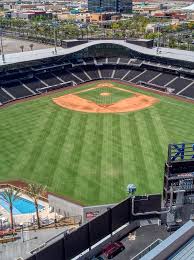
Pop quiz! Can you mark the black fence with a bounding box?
[28,194,161,260]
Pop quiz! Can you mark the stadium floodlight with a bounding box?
[156,23,161,55]
[127,184,136,197]
[0,28,5,63]
[52,20,59,55]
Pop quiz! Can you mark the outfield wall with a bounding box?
[48,193,116,224]
[28,195,162,260]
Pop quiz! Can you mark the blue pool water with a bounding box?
[0,193,44,215]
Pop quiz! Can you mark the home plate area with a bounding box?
[53,82,159,113]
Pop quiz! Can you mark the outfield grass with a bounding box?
[0,81,194,205]
[77,87,133,105]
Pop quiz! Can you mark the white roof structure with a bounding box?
[0,40,194,66]
[141,221,194,260]
[182,3,194,11]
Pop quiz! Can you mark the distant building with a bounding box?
[88,0,132,13]
[10,10,53,20]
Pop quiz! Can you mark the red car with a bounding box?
[102,241,125,259]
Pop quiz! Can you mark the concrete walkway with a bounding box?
[0,226,67,260]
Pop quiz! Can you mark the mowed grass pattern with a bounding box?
[77,87,133,105]
[0,81,194,205]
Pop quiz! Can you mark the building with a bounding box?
[10,10,53,20]
[88,0,132,13]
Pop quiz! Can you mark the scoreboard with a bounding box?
[163,143,194,205]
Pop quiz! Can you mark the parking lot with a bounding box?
[1,37,52,54]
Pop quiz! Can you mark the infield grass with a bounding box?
[77,87,133,105]
[0,81,194,205]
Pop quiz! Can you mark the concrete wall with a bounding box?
[48,194,84,221]
[48,194,117,224]
[83,203,116,223]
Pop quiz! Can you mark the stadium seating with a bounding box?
[0,88,13,104]
[21,78,46,92]
[2,81,33,98]
[99,65,115,78]
[95,57,106,64]
[83,57,95,64]
[167,78,193,94]
[134,70,161,84]
[123,69,144,81]
[114,66,130,79]
[1,56,194,106]
[52,69,76,83]
[83,65,99,80]
[151,73,177,86]
[36,72,63,86]
[130,59,143,66]
[119,57,130,64]
[68,67,90,82]
[108,57,119,64]
[180,83,194,98]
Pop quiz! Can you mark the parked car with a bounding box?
[102,241,125,259]
[166,224,181,232]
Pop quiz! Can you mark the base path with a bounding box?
[53,84,159,113]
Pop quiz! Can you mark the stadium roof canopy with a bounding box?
[1,40,194,66]
[182,3,194,11]
[141,220,194,260]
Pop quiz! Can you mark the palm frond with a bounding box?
[27,183,47,200]
[1,187,21,204]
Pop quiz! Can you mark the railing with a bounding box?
[36,81,73,93]
[138,81,167,92]
[131,239,162,260]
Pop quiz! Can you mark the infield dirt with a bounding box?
[53,82,159,113]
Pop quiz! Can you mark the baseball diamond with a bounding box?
[52,83,159,113]
[0,80,194,205]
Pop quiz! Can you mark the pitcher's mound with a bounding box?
[100,92,111,96]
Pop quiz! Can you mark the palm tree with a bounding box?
[29,43,34,51]
[27,183,46,228]
[20,45,24,52]
[1,188,21,229]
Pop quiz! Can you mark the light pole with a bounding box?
[0,28,5,63]
[157,23,160,54]
[20,223,24,242]
[52,20,58,55]
[0,218,3,230]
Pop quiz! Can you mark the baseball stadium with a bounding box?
[1,40,194,206]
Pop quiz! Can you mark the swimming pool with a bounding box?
[0,193,44,214]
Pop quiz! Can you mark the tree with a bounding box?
[27,183,46,228]
[111,22,120,38]
[168,36,177,48]
[29,43,34,51]
[1,188,21,229]
[20,45,24,52]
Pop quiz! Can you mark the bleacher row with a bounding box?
[0,57,194,105]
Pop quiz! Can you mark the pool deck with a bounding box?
[0,189,62,226]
